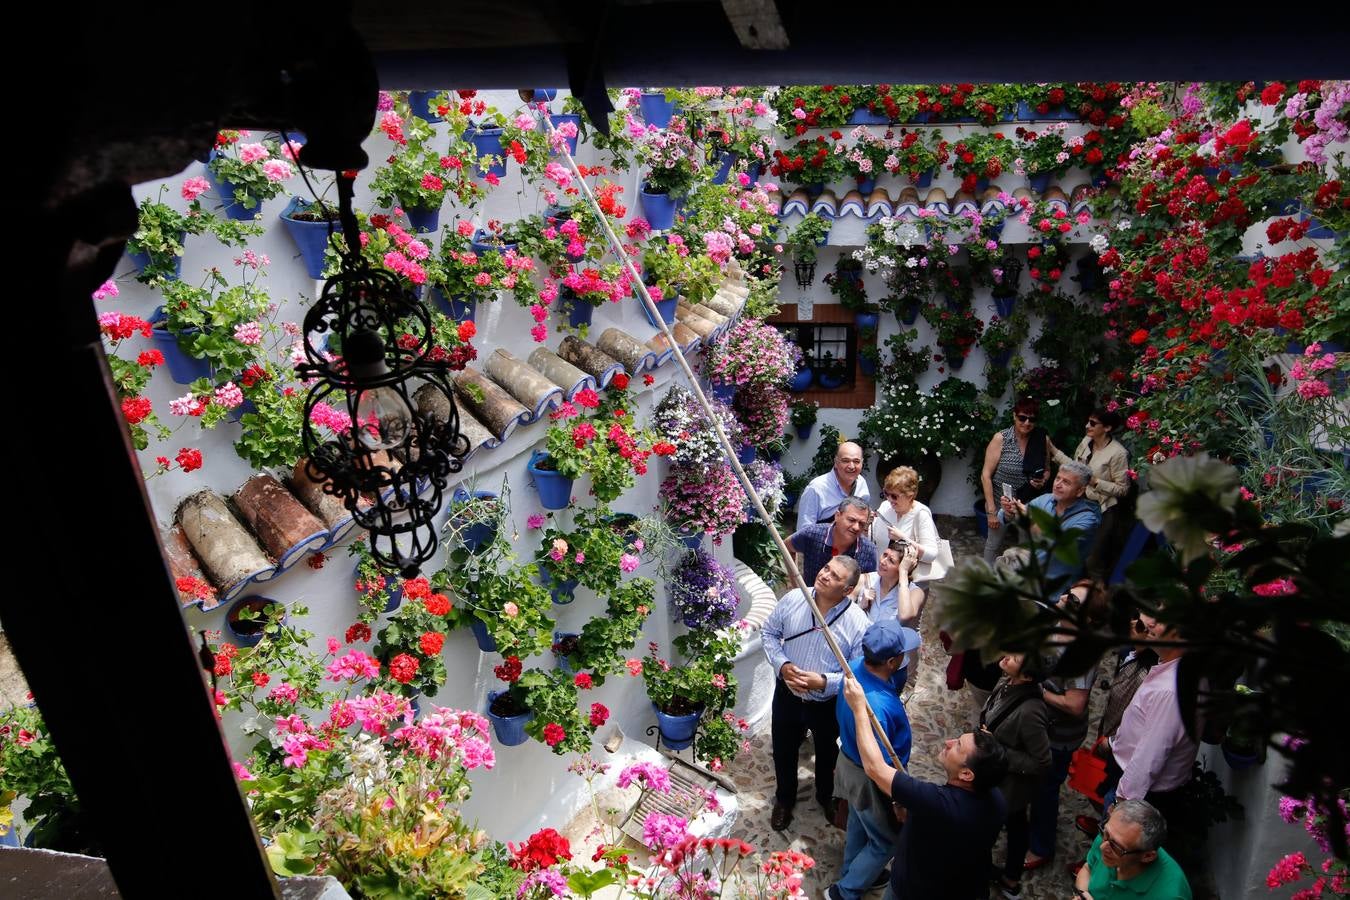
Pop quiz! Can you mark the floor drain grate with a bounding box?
[620,755,731,843]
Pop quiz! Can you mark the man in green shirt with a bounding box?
[1074,799,1191,899]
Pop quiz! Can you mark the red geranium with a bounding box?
[510,827,573,872]
[418,632,445,656]
[589,703,610,727]
[389,653,419,684]
[543,722,566,747]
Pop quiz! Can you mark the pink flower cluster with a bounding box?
[1289,342,1341,401]
[326,649,382,682]
[617,761,672,794]
[390,708,495,768]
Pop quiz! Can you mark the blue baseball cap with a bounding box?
[862,619,922,664]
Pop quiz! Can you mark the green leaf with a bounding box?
[567,868,618,895]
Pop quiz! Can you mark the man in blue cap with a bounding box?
[825,619,919,900]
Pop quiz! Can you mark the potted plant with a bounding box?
[978,311,1029,398]
[885,128,948,186]
[443,487,501,556]
[659,462,749,543]
[948,131,1015,195]
[559,263,627,330]
[369,112,485,231]
[568,578,656,680]
[636,121,701,229]
[126,185,261,284]
[784,212,833,286]
[859,336,881,377]
[349,536,405,624]
[790,398,819,439]
[1013,124,1073,194]
[541,381,658,505]
[486,656,534,746]
[152,267,272,384]
[441,547,553,660]
[205,133,295,219]
[922,302,984,371]
[824,257,879,327]
[783,470,811,512]
[642,629,743,762]
[370,577,455,697]
[879,328,930,388]
[731,383,791,449]
[770,136,848,192]
[513,666,607,755]
[703,317,803,391]
[226,596,287,648]
[533,506,626,603]
[669,548,741,629]
[652,384,741,472]
[279,196,343,279]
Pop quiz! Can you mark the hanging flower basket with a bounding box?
[640,185,678,231]
[225,596,285,648]
[403,203,442,234]
[429,288,476,322]
[279,197,341,279]
[466,124,507,178]
[448,488,499,554]
[552,631,580,676]
[409,90,443,123]
[641,294,679,327]
[149,306,213,385]
[470,618,497,652]
[528,450,574,510]
[538,566,579,605]
[639,91,679,129]
[487,690,533,746]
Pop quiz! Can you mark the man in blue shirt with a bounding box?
[787,496,878,586]
[797,441,869,530]
[761,555,871,832]
[844,677,1010,900]
[999,460,1101,588]
[827,620,919,900]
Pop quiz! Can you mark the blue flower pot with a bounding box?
[975,177,990,195]
[848,107,890,125]
[787,369,814,392]
[642,295,678,327]
[899,302,920,326]
[546,113,582,156]
[804,182,825,198]
[653,703,702,751]
[678,530,704,551]
[710,382,737,404]
[409,90,443,123]
[470,618,497,652]
[488,691,532,746]
[540,569,578,605]
[989,349,1013,369]
[528,450,574,510]
[225,597,285,648]
[915,169,934,189]
[817,373,846,390]
[564,294,595,329]
[404,204,442,234]
[784,492,799,510]
[451,488,498,554]
[854,311,879,330]
[204,154,261,221]
[640,186,678,231]
[470,231,518,257]
[430,288,476,322]
[746,163,763,184]
[639,92,678,129]
[737,443,757,465]
[149,307,213,385]
[711,150,738,185]
[859,356,877,376]
[1222,744,1260,770]
[127,230,186,280]
[993,293,1017,318]
[528,88,559,102]
[1027,172,1052,195]
[856,177,876,194]
[942,346,967,370]
[466,124,507,178]
[280,197,341,279]
[795,423,814,440]
[553,631,580,676]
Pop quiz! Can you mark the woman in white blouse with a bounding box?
[869,465,941,616]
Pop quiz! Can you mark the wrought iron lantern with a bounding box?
[295,175,469,576]
[793,258,817,290]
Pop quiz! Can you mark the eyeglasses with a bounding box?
[1015,414,1036,424]
[1087,419,1102,426]
[1099,820,1148,856]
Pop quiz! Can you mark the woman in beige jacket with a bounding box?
[1048,406,1130,578]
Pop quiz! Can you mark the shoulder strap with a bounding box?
[981,686,1038,734]
[783,598,854,643]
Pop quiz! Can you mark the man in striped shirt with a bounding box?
[761,555,872,831]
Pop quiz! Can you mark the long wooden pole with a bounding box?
[542,108,905,772]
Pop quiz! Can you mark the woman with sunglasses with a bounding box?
[980,398,1053,564]
[870,465,942,618]
[1047,405,1130,578]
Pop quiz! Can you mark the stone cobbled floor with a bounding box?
[723,515,1103,899]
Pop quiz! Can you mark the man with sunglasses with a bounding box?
[998,461,1101,590]
[1073,799,1191,899]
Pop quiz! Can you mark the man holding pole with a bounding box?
[827,619,918,900]
[761,555,871,831]
[844,676,1010,899]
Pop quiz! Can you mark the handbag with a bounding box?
[914,538,954,582]
[1067,736,1111,805]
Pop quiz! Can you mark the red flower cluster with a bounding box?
[494,655,522,683]
[589,702,609,727]
[175,576,215,602]
[175,447,203,473]
[543,722,566,747]
[121,396,153,425]
[573,672,593,689]
[388,653,419,684]
[345,622,372,644]
[136,350,164,368]
[418,631,445,656]
[509,827,572,872]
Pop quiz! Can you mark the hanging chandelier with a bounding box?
[295,174,469,576]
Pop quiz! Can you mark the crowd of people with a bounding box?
[761,410,1200,899]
